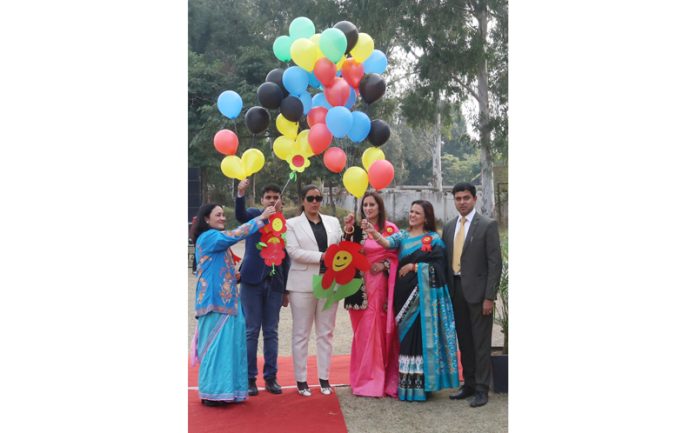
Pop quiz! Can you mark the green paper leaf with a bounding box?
[332,278,363,301]
[312,275,332,299]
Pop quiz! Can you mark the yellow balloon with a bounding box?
[343,166,369,198]
[361,147,385,170]
[350,33,374,63]
[296,129,313,157]
[290,38,318,71]
[221,155,246,180]
[242,148,265,176]
[336,55,347,70]
[276,114,298,139]
[310,34,323,60]
[273,136,295,160]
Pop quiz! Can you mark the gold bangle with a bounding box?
[344,226,354,234]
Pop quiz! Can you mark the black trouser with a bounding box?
[451,276,493,392]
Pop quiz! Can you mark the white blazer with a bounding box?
[285,212,343,293]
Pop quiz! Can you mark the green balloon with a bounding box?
[319,28,347,63]
[289,17,315,41]
[273,35,292,62]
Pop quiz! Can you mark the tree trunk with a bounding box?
[433,97,443,192]
[328,178,336,216]
[475,5,496,219]
[201,167,209,203]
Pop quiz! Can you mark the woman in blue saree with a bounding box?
[190,203,275,406]
[363,200,459,401]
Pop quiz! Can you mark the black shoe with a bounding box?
[265,377,282,394]
[449,385,476,400]
[201,399,229,407]
[248,378,259,396]
[469,391,488,408]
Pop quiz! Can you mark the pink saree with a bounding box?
[348,221,400,397]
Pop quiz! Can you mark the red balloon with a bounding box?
[341,58,364,89]
[323,147,347,173]
[213,129,238,155]
[307,106,328,127]
[324,77,351,107]
[368,159,394,190]
[308,124,333,155]
[314,58,337,87]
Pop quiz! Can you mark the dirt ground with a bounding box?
[188,240,508,432]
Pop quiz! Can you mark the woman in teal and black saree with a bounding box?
[363,200,459,401]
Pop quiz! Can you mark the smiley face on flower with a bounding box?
[321,241,370,289]
[263,212,287,237]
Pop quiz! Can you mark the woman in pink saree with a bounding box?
[342,192,400,397]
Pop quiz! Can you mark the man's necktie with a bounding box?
[452,217,466,274]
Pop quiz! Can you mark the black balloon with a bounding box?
[368,119,390,147]
[265,68,289,97]
[359,73,386,104]
[280,96,303,122]
[334,21,359,54]
[257,82,284,109]
[245,106,270,134]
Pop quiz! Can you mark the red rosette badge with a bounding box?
[421,235,433,252]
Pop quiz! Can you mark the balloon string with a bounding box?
[280,173,293,196]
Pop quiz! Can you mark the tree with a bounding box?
[399,0,508,217]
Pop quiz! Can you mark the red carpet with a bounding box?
[188,355,350,433]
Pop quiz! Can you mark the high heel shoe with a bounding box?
[297,381,312,397]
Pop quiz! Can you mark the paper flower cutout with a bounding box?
[321,241,369,289]
[262,212,287,237]
[260,238,286,267]
[287,153,311,173]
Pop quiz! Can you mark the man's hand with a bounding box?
[482,299,495,316]
[237,178,250,196]
[282,293,289,308]
[274,198,283,212]
[260,206,275,220]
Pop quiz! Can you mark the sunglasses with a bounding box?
[305,195,323,203]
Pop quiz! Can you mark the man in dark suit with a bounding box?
[236,179,290,396]
[444,182,502,408]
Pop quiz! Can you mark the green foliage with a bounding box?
[188,0,507,201]
[494,230,509,354]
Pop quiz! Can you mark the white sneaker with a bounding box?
[298,387,312,397]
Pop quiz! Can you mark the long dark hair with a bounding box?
[360,191,386,231]
[298,184,321,216]
[190,203,222,244]
[411,200,436,232]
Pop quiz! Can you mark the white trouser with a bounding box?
[288,291,338,382]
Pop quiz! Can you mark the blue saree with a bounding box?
[387,231,459,401]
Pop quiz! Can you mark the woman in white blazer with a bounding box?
[285,184,344,396]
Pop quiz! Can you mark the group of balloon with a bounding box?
[212,17,395,198]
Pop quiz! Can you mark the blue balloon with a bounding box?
[348,111,371,142]
[282,66,309,96]
[308,71,321,89]
[362,50,388,74]
[299,91,312,115]
[344,87,357,109]
[217,90,243,119]
[326,106,354,138]
[312,92,333,110]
